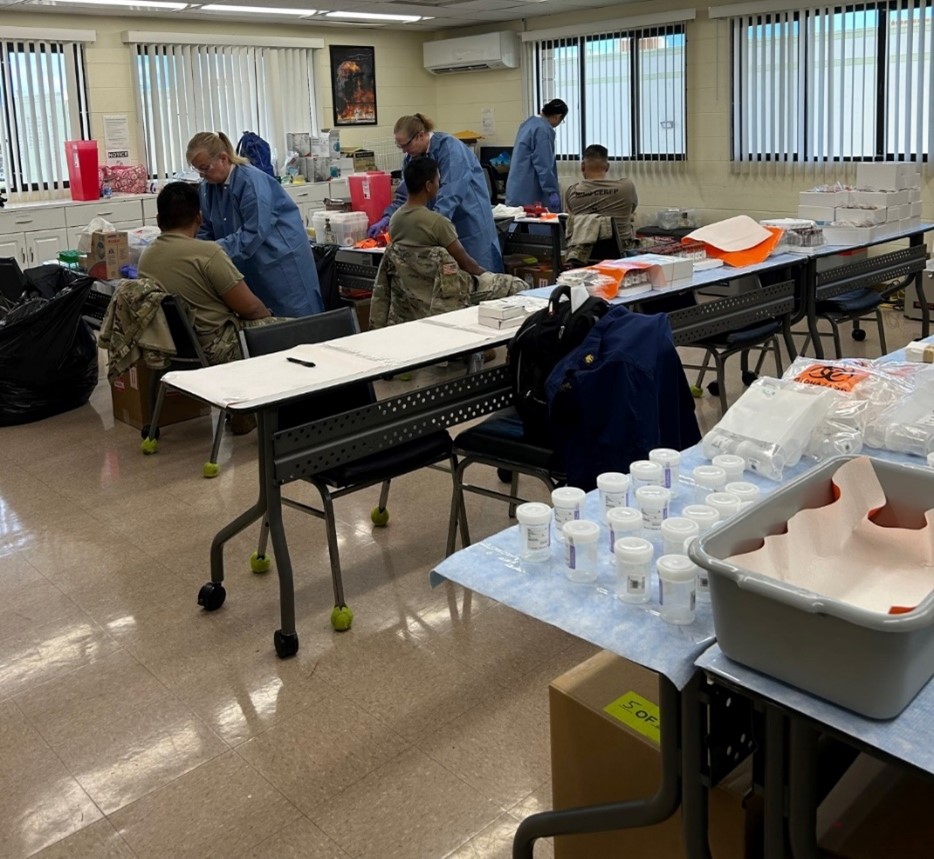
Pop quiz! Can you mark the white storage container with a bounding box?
[312,210,368,246]
[856,162,920,191]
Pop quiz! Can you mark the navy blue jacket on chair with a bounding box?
[545,304,701,491]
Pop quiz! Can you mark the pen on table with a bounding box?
[287,357,316,368]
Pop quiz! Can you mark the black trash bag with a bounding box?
[0,268,98,426]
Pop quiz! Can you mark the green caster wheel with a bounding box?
[250,551,271,574]
[197,582,226,611]
[140,438,159,455]
[202,462,220,479]
[330,604,354,631]
[274,629,299,658]
[690,384,703,398]
[370,506,390,527]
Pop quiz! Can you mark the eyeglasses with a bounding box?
[396,132,419,150]
[192,160,215,175]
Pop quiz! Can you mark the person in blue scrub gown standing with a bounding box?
[186,131,324,318]
[366,113,503,273]
[505,99,569,210]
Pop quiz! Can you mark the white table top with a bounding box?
[785,219,934,255]
[161,298,547,411]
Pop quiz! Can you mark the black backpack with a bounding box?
[507,283,609,443]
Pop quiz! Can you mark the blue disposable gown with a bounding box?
[383,132,503,273]
[198,164,324,318]
[505,115,558,207]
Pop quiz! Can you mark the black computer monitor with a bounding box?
[479,145,513,174]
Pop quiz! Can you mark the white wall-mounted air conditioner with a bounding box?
[423,31,519,75]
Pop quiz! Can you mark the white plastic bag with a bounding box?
[76,217,117,255]
[126,226,161,266]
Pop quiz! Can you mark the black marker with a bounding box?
[287,357,316,368]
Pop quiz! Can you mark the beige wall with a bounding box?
[0,10,435,169]
[432,1,932,228]
[1,4,929,226]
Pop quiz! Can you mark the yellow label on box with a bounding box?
[603,691,661,745]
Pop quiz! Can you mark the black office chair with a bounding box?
[445,407,565,555]
[140,294,227,478]
[481,163,498,204]
[240,307,458,629]
[667,279,797,415]
[799,288,887,358]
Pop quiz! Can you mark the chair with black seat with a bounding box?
[667,279,798,416]
[140,293,227,478]
[445,407,565,555]
[800,288,887,358]
[240,307,457,629]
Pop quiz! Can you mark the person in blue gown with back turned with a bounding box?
[187,131,324,318]
[505,98,569,210]
[367,113,503,273]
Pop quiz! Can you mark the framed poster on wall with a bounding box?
[330,45,377,126]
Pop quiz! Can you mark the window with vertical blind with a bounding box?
[527,25,687,161]
[134,43,317,180]
[732,2,934,163]
[0,39,90,200]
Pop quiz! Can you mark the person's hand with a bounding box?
[367,216,389,238]
[547,192,562,212]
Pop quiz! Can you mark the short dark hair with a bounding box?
[542,98,569,118]
[583,144,609,165]
[157,181,202,231]
[404,156,439,194]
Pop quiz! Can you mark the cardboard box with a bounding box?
[799,191,849,208]
[514,263,554,289]
[341,147,377,172]
[911,201,923,219]
[550,651,759,859]
[817,754,934,858]
[87,230,129,280]
[822,225,878,245]
[798,205,837,223]
[848,190,903,208]
[856,162,920,190]
[910,188,922,203]
[110,360,210,430]
[834,207,886,225]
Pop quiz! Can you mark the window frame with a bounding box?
[529,23,687,162]
[0,39,91,194]
[731,1,933,163]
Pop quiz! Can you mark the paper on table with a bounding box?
[161,343,384,409]
[324,319,493,365]
[726,456,934,614]
[686,215,773,252]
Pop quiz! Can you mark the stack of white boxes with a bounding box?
[797,162,922,244]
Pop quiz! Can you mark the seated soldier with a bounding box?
[370,156,525,329]
[138,181,283,366]
[564,144,639,266]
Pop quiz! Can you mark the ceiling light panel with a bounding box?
[325,11,423,23]
[43,0,188,9]
[199,4,318,14]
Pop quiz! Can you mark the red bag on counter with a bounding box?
[98,164,148,194]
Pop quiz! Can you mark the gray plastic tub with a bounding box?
[690,455,934,719]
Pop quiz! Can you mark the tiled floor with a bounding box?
[0,303,921,858]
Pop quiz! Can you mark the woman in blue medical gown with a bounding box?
[367,114,503,273]
[187,131,324,318]
[505,99,568,210]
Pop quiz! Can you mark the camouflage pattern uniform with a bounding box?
[201,316,285,365]
[370,244,527,329]
[99,278,177,381]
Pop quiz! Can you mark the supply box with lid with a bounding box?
[312,210,368,246]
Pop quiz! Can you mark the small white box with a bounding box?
[856,162,919,190]
[834,207,886,225]
[885,206,902,223]
[799,191,848,208]
[478,314,523,330]
[911,201,924,219]
[910,188,923,203]
[823,225,878,245]
[798,205,837,223]
[895,204,911,220]
[478,298,527,321]
[848,190,900,208]
[905,340,934,362]
[635,253,693,284]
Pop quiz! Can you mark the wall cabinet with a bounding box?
[283,182,330,229]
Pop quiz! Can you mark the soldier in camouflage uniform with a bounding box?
[370,156,526,329]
